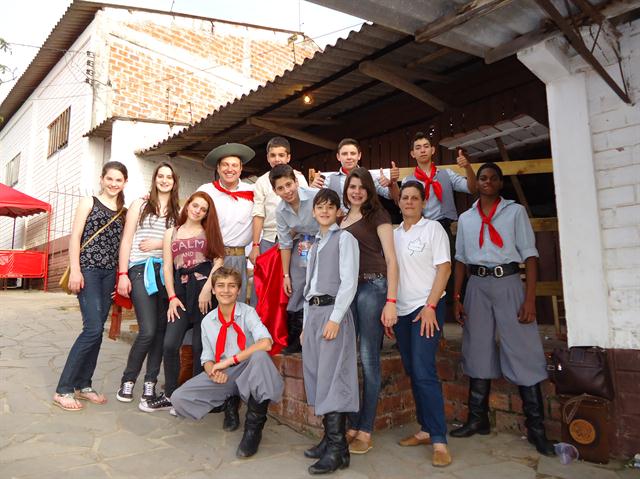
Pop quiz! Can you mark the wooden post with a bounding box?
[495,137,533,217]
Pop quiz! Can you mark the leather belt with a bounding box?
[224,246,245,256]
[309,295,336,306]
[469,262,520,278]
[358,272,386,282]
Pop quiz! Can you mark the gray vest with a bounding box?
[327,174,345,208]
[404,169,458,221]
[304,229,343,297]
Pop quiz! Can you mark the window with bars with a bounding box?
[5,153,20,186]
[47,107,71,157]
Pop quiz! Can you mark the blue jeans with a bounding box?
[393,299,447,444]
[347,277,386,433]
[56,268,115,394]
[121,263,168,384]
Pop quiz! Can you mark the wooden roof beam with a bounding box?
[406,47,453,69]
[246,117,336,150]
[358,61,449,112]
[374,62,450,83]
[534,0,631,104]
[415,0,514,43]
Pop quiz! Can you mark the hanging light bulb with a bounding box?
[303,93,314,105]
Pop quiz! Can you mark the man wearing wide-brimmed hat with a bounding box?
[197,143,256,305]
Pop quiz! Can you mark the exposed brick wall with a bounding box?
[269,333,563,442]
[107,16,317,125]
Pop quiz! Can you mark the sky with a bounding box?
[0,0,364,103]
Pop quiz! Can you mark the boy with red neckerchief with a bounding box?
[451,162,555,457]
[399,132,477,235]
[171,267,284,459]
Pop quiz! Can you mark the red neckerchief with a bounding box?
[477,198,504,248]
[213,180,254,202]
[340,167,351,175]
[413,164,442,202]
[215,304,246,362]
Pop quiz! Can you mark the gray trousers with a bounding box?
[171,350,284,420]
[461,274,548,387]
[287,237,308,313]
[224,254,248,303]
[250,239,276,307]
[302,304,359,416]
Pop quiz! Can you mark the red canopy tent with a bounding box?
[0,183,52,290]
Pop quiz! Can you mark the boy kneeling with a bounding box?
[171,267,284,458]
[302,189,359,475]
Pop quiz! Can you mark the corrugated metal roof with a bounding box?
[139,22,478,157]
[0,0,305,131]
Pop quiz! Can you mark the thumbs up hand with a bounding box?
[389,161,400,182]
[378,168,391,187]
[456,148,471,169]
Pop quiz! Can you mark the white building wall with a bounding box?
[587,20,640,349]
[520,19,640,349]
[0,21,99,250]
[0,104,34,249]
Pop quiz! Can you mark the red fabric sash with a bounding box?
[212,180,254,202]
[413,164,442,202]
[253,245,289,355]
[477,199,504,248]
[215,304,246,362]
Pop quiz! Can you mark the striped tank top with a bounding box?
[129,203,173,266]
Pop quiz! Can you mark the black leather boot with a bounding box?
[223,395,241,432]
[282,310,302,355]
[450,378,492,438]
[519,383,556,456]
[308,412,349,475]
[304,416,328,459]
[236,396,270,458]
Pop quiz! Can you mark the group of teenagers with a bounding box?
[51,132,556,475]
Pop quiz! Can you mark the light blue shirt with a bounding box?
[455,198,538,267]
[200,302,272,364]
[275,187,320,250]
[304,224,359,325]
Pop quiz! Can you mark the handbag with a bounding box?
[59,208,124,294]
[550,347,614,400]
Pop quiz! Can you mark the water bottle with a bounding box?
[299,234,312,266]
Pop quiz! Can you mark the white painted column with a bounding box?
[518,39,610,347]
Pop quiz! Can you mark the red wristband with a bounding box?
[168,295,178,302]
[233,354,239,365]
[252,242,260,247]
[386,298,397,304]
[427,303,437,311]
[117,271,128,277]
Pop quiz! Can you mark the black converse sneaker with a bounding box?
[116,381,135,403]
[138,392,172,412]
[141,381,157,402]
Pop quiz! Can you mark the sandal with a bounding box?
[53,393,84,411]
[75,387,108,405]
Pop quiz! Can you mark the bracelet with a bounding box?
[117,272,128,277]
[168,295,178,302]
[386,298,397,304]
[283,273,290,278]
[233,354,239,365]
[252,242,260,247]
[426,303,437,311]
[453,293,462,301]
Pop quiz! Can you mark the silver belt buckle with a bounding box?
[311,297,320,306]
[494,265,504,278]
[477,266,487,277]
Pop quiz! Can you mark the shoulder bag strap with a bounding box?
[79,208,124,251]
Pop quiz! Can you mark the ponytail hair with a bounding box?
[101,161,128,212]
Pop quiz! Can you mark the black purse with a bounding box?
[549,347,614,400]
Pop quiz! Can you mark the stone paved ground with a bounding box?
[0,290,636,479]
